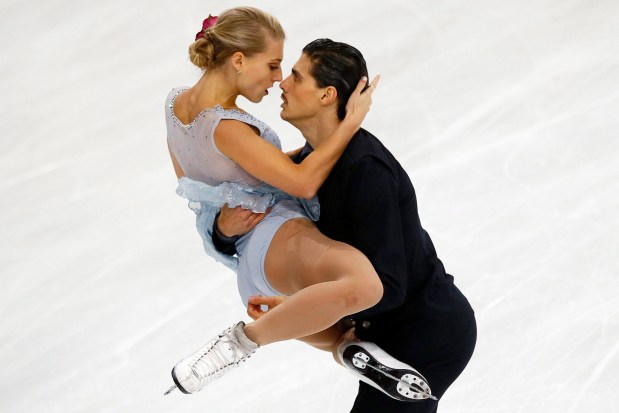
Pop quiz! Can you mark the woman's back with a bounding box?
[166,87,281,187]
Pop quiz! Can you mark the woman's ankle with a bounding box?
[243,322,265,346]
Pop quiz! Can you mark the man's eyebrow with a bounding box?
[291,68,302,79]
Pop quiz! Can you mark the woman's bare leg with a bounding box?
[296,322,347,352]
[242,219,382,346]
[247,297,356,363]
[297,322,361,366]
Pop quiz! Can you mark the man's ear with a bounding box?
[320,86,338,106]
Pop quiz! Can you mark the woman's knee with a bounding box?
[356,273,384,307]
[339,269,383,311]
[352,252,383,302]
[325,248,382,309]
[336,282,382,314]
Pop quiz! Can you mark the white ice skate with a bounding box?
[338,341,437,402]
[164,321,259,395]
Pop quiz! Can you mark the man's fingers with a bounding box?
[239,208,254,219]
[251,212,268,226]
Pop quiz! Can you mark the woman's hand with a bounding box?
[247,295,288,320]
[343,75,381,129]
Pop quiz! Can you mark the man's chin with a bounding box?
[280,111,301,128]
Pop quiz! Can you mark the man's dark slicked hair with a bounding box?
[302,39,369,120]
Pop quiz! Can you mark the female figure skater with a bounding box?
[164,7,431,401]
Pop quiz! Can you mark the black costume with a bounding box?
[215,129,476,412]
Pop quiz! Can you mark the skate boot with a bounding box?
[167,321,259,394]
[338,341,436,402]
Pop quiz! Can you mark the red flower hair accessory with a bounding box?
[195,15,218,40]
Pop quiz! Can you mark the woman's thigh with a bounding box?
[264,218,371,295]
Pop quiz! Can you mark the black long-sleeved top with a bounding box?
[213,128,468,333]
[298,129,453,324]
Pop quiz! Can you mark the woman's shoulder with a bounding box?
[218,107,268,131]
[166,86,190,106]
[217,108,281,147]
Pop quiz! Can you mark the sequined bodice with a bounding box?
[165,87,282,187]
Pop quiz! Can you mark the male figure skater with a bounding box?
[214,39,477,412]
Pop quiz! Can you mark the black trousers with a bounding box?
[350,281,477,413]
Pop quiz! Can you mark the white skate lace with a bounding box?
[190,327,253,386]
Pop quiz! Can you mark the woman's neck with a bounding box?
[191,69,239,109]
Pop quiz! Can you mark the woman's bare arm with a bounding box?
[285,147,304,158]
[215,76,379,199]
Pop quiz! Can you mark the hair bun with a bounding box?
[187,7,285,72]
[189,37,216,70]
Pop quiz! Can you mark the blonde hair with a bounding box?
[189,7,285,71]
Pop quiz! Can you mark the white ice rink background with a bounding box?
[1,0,618,412]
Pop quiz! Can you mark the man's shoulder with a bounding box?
[340,128,397,170]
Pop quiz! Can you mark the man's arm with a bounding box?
[212,211,240,255]
[342,156,409,317]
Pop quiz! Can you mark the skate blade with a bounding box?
[164,384,177,395]
[353,354,436,401]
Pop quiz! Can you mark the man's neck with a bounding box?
[294,113,341,149]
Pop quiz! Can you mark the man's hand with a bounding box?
[247,295,288,320]
[216,204,271,237]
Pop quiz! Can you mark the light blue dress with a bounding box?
[166,87,320,306]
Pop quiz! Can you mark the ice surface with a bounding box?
[1,0,618,412]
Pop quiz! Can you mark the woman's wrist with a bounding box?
[339,117,361,136]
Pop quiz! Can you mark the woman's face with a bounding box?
[238,37,284,103]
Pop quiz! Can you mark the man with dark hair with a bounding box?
[213,39,477,413]
[301,39,370,120]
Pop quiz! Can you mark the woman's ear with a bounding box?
[231,51,245,73]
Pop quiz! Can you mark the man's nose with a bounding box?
[280,75,291,91]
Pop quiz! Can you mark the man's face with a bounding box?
[279,54,324,125]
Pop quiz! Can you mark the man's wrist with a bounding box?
[214,224,240,243]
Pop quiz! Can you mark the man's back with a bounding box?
[308,129,467,338]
